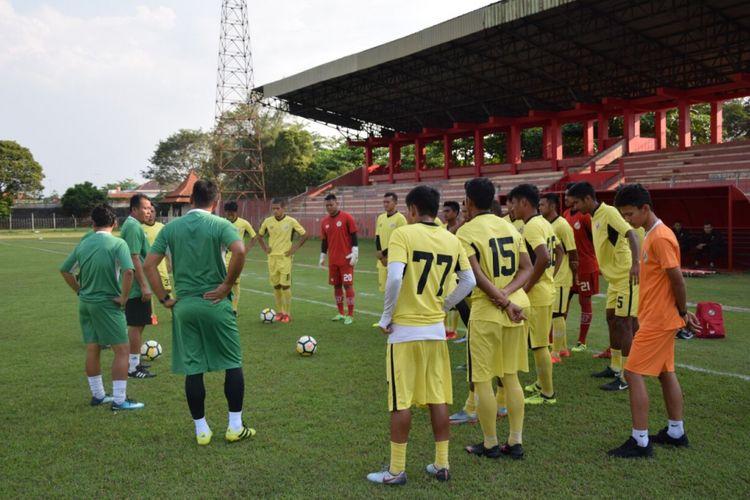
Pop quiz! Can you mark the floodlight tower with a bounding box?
[215,0,266,200]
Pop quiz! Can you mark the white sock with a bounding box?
[112,380,127,405]
[228,411,243,431]
[87,375,106,399]
[128,354,139,372]
[509,431,523,445]
[194,417,210,436]
[632,428,649,447]
[667,420,685,438]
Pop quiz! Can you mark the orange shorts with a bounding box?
[625,329,676,376]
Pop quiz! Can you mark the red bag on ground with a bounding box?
[695,302,725,339]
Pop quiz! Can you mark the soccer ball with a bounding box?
[260,308,276,323]
[140,340,162,361]
[295,335,318,356]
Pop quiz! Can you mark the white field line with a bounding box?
[675,363,750,382]
[239,285,380,317]
[0,240,69,255]
[591,293,750,314]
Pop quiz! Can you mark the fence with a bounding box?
[0,215,174,231]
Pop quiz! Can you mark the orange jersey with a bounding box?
[638,221,685,331]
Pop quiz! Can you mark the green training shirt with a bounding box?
[119,215,150,298]
[61,232,134,303]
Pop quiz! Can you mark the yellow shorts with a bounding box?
[268,255,292,287]
[377,262,387,293]
[606,280,639,318]
[386,340,452,411]
[552,286,570,316]
[468,320,528,382]
[527,304,553,349]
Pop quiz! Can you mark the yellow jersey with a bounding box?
[142,222,169,279]
[258,215,306,256]
[549,216,577,287]
[375,211,407,257]
[457,213,530,326]
[226,217,256,264]
[519,214,556,306]
[502,214,524,234]
[388,222,470,326]
[591,202,636,283]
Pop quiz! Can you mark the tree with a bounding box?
[723,97,750,142]
[0,140,45,216]
[61,182,106,218]
[103,179,139,191]
[142,129,212,186]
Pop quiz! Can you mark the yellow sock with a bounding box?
[273,288,283,313]
[434,440,449,470]
[389,441,407,475]
[551,316,566,355]
[449,310,460,332]
[611,349,622,373]
[621,356,628,382]
[533,348,554,396]
[464,389,477,414]
[475,380,498,448]
[495,384,506,409]
[231,282,240,312]
[502,374,524,445]
[281,288,292,315]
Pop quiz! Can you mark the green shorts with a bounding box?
[172,296,242,375]
[79,300,128,346]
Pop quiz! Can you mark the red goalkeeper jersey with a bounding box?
[321,210,358,265]
[563,208,599,274]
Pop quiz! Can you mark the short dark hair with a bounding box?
[490,200,503,216]
[614,183,652,208]
[566,182,596,201]
[91,204,116,227]
[271,197,287,207]
[223,201,238,212]
[129,193,149,211]
[541,193,560,210]
[508,183,540,207]
[443,201,460,213]
[464,177,495,210]
[384,192,397,201]
[192,179,219,208]
[405,185,439,218]
[324,193,337,202]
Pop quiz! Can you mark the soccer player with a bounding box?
[458,177,531,459]
[375,192,407,293]
[567,182,641,391]
[319,194,358,325]
[368,185,475,485]
[508,184,557,405]
[60,204,144,411]
[442,201,462,234]
[144,180,255,445]
[142,208,171,325]
[223,201,257,315]
[540,193,578,363]
[257,198,309,322]
[441,200,463,338]
[608,183,699,458]
[120,194,156,379]
[562,187,600,354]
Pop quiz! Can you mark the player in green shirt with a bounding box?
[60,204,144,411]
[144,180,255,446]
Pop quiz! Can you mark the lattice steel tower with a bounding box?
[215,0,266,200]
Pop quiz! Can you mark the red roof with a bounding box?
[162,171,198,204]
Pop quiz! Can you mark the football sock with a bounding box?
[334,287,344,314]
[578,296,592,344]
[273,288,283,313]
[632,428,649,447]
[464,390,477,414]
[495,384,506,409]
[502,374,524,445]
[434,440,449,470]
[224,367,244,412]
[620,357,628,382]
[345,286,355,316]
[231,282,240,312]
[185,374,206,419]
[128,354,139,373]
[88,375,106,400]
[611,349,623,373]
[281,288,292,315]
[667,420,685,438]
[194,417,210,436]
[112,379,127,405]
[446,310,459,333]
[228,411,243,432]
[552,316,566,355]
[533,348,554,397]
[475,380,498,448]
[389,441,407,475]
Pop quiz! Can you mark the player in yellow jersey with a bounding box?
[223,201,257,315]
[540,193,578,363]
[502,200,525,233]
[257,198,309,323]
[375,192,407,293]
[142,209,172,325]
[368,185,475,485]
[508,184,558,405]
[458,177,531,459]
[567,182,640,391]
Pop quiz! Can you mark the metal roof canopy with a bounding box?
[256,0,750,135]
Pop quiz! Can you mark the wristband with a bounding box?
[678,309,687,317]
[160,294,171,304]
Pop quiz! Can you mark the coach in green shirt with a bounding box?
[144,179,255,446]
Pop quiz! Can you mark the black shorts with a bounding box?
[125,298,152,326]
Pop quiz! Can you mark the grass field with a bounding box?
[1,230,750,498]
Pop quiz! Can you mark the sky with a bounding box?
[0,0,492,195]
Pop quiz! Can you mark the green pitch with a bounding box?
[1,232,749,497]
